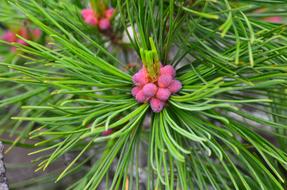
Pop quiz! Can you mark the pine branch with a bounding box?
[0,0,287,189]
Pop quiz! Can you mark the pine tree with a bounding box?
[0,0,287,189]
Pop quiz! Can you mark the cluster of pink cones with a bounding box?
[132,65,182,113]
[81,8,114,30]
[1,28,41,52]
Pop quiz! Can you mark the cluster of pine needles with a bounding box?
[0,0,287,189]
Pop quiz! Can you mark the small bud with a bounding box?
[150,98,165,112]
[156,88,171,101]
[99,18,111,30]
[81,9,94,17]
[142,83,158,97]
[160,65,176,78]
[18,27,29,39]
[16,39,28,46]
[131,86,141,97]
[32,29,42,40]
[102,129,113,136]
[158,74,172,88]
[82,9,98,26]
[85,15,98,26]
[132,70,149,86]
[168,80,182,94]
[105,8,115,19]
[263,16,282,23]
[1,31,16,42]
[135,90,147,103]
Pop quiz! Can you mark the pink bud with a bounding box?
[160,65,176,78]
[32,29,42,40]
[18,27,29,39]
[156,88,171,101]
[150,98,165,112]
[84,15,98,26]
[102,129,113,136]
[263,16,282,23]
[105,8,115,19]
[81,9,94,18]
[142,83,158,97]
[81,9,98,26]
[132,71,149,86]
[135,90,146,103]
[131,86,141,97]
[16,39,28,46]
[168,80,182,94]
[1,31,16,42]
[158,74,172,88]
[99,18,111,30]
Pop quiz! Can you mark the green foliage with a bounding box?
[0,0,287,189]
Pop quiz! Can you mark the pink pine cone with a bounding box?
[105,8,115,19]
[158,74,172,88]
[168,80,182,94]
[142,83,158,97]
[264,16,282,23]
[18,27,29,39]
[102,129,113,136]
[131,86,141,97]
[135,90,147,103]
[99,18,111,30]
[150,98,165,113]
[81,9,98,26]
[81,9,94,18]
[85,16,98,26]
[160,65,176,78]
[1,31,16,42]
[156,88,171,101]
[16,39,28,46]
[132,69,149,86]
[33,29,42,40]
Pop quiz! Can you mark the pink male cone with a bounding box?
[150,98,165,113]
[131,86,141,97]
[16,39,28,46]
[33,29,42,40]
[156,88,171,101]
[105,8,115,19]
[82,9,93,17]
[85,16,98,26]
[158,74,172,88]
[1,31,16,42]
[132,69,149,86]
[168,80,182,94]
[142,83,158,97]
[160,65,176,78]
[102,129,113,136]
[81,9,98,26]
[264,16,282,23]
[18,28,29,39]
[135,90,147,103]
[99,18,111,30]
